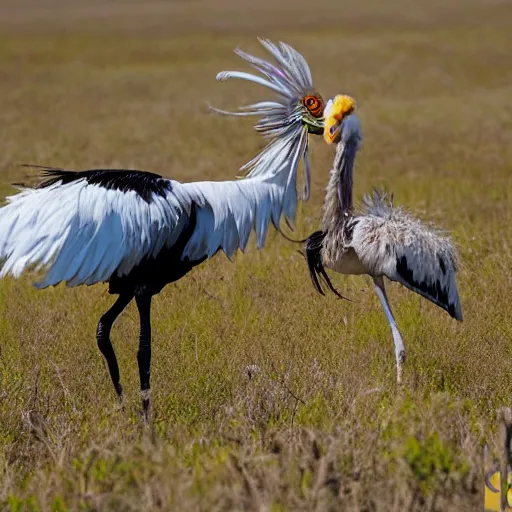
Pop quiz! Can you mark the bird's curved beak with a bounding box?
[324,117,343,145]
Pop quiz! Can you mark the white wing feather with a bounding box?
[0,164,300,287]
[0,180,188,287]
[181,176,283,260]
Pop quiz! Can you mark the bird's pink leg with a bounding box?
[372,276,406,384]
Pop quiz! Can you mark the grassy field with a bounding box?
[0,0,511,510]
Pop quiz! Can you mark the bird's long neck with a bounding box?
[321,140,356,234]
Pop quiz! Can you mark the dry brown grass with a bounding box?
[0,0,511,510]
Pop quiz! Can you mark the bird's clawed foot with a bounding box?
[396,350,406,385]
[112,384,125,412]
[140,389,151,423]
[114,383,124,401]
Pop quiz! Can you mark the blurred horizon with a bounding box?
[1,0,511,36]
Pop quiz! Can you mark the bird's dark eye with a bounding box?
[302,95,324,118]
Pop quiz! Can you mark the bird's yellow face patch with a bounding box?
[323,95,356,145]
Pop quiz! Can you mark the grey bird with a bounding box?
[305,95,463,384]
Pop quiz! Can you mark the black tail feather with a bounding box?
[305,231,326,296]
[19,165,73,189]
[304,231,352,302]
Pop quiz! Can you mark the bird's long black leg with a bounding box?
[96,292,134,399]
[135,291,153,419]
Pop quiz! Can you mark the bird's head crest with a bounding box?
[323,95,356,145]
[211,38,325,204]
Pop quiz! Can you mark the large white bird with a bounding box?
[305,95,463,384]
[0,39,326,416]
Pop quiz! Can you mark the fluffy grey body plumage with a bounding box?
[350,192,460,305]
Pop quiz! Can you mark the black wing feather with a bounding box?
[304,231,352,301]
[395,254,462,320]
[27,165,171,203]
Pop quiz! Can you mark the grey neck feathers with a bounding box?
[321,139,357,234]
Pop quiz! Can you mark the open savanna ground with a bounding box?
[0,0,511,510]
